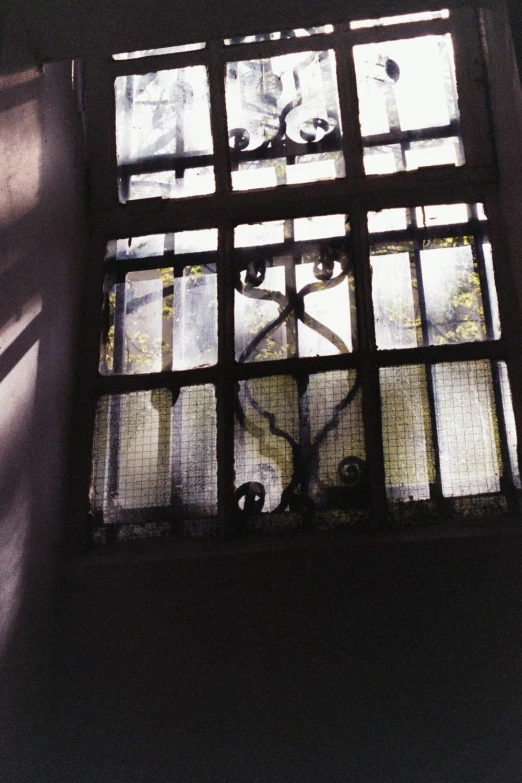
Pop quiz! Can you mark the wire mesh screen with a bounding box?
[90,385,217,541]
[380,365,434,504]
[234,370,367,532]
[380,360,519,523]
[432,361,501,497]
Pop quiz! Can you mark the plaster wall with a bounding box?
[0,61,88,780]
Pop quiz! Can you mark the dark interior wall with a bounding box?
[55,533,522,782]
[0,62,88,780]
[0,0,484,65]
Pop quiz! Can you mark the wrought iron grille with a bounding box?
[81,7,522,545]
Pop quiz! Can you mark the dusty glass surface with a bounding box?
[354,34,464,174]
[115,66,214,201]
[498,362,522,489]
[234,370,367,527]
[226,51,344,189]
[432,361,501,497]
[380,365,433,502]
[371,252,418,350]
[101,266,217,374]
[91,386,217,527]
[234,215,356,362]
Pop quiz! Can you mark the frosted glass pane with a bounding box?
[115,66,214,201]
[235,376,298,512]
[498,363,521,489]
[433,362,501,496]
[113,43,205,59]
[91,386,217,523]
[235,215,355,362]
[380,366,432,501]
[355,34,464,174]
[225,26,333,44]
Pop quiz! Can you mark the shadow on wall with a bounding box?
[0,62,88,780]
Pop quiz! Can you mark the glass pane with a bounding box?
[91,386,217,534]
[421,245,485,345]
[308,370,367,515]
[226,51,344,190]
[351,10,449,29]
[109,229,218,261]
[234,215,356,362]
[100,264,217,374]
[234,370,367,530]
[235,376,298,515]
[113,43,205,60]
[368,204,501,349]
[371,252,418,349]
[115,66,214,202]
[433,361,501,496]
[380,365,433,502]
[225,26,333,44]
[354,34,464,174]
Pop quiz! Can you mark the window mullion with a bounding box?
[450,7,495,171]
[334,28,365,182]
[208,41,232,195]
[217,224,237,537]
[350,206,388,527]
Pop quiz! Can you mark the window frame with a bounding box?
[72,4,522,548]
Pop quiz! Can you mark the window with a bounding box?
[82,7,521,545]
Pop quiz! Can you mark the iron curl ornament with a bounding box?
[226,50,341,159]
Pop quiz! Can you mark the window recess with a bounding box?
[81,7,521,547]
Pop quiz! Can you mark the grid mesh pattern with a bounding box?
[308,369,366,503]
[235,376,298,514]
[91,389,172,521]
[172,384,218,517]
[380,365,434,503]
[234,370,368,529]
[91,385,217,530]
[433,361,501,497]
